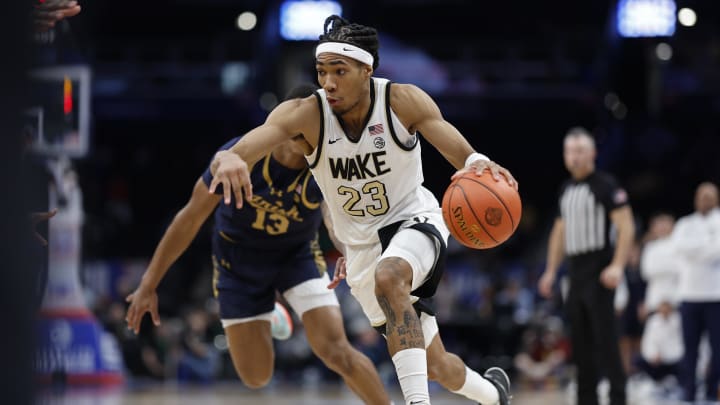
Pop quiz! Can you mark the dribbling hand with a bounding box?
[452,159,518,190]
[208,151,253,208]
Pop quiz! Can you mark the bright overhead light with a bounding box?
[236,11,257,31]
[279,1,342,41]
[617,0,676,37]
[655,42,673,61]
[677,8,697,27]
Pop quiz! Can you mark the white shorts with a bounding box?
[221,272,339,328]
[344,210,449,339]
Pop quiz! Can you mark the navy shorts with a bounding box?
[211,231,327,319]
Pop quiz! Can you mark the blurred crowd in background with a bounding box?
[82,183,717,403]
[15,0,720,403]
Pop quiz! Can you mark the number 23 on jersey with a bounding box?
[337,180,389,217]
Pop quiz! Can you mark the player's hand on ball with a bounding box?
[452,159,518,190]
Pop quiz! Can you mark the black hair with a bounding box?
[283,83,319,101]
[318,14,380,70]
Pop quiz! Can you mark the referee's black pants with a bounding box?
[566,253,626,405]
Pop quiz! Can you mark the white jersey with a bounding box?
[672,208,720,302]
[306,78,441,246]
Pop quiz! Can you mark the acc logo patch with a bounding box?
[373,137,386,149]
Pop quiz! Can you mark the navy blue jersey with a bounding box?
[202,137,324,250]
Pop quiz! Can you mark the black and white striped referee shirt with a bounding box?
[557,171,629,257]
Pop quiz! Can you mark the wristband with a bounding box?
[464,152,489,167]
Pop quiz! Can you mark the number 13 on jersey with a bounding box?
[251,210,290,235]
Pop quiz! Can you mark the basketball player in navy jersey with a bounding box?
[209,15,516,405]
[125,84,391,405]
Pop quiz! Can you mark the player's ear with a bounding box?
[364,65,373,77]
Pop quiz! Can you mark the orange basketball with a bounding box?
[441,171,522,249]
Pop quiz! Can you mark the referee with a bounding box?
[538,127,636,405]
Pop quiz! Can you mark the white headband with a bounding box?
[315,42,374,67]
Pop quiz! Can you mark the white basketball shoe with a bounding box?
[270,302,293,340]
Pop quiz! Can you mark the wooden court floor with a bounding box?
[34,380,708,405]
[35,382,569,405]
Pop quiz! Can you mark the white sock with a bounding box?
[451,366,499,404]
[392,348,430,405]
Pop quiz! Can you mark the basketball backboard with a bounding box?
[25,65,91,158]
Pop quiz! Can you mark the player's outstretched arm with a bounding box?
[125,177,220,334]
[209,98,316,207]
[209,150,252,209]
[390,83,517,189]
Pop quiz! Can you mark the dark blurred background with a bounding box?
[53,0,719,255]
[26,0,720,390]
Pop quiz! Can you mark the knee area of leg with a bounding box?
[317,344,353,370]
[374,266,404,294]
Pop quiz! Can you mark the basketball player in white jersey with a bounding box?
[209,15,517,405]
